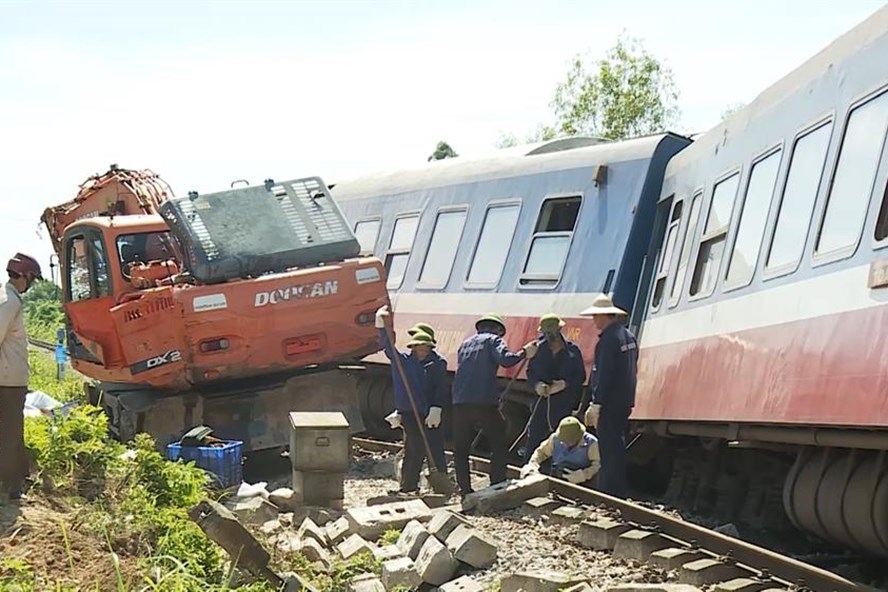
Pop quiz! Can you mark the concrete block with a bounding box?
[292,469,345,505]
[338,533,379,560]
[414,535,458,585]
[396,520,429,559]
[438,575,485,592]
[649,547,707,571]
[523,497,562,515]
[346,499,433,540]
[714,579,771,592]
[269,487,300,512]
[300,538,332,569]
[348,573,386,592]
[421,494,449,508]
[562,584,595,592]
[297,517,328,546]
[427,510,471,542]
[372,544,403,562]
[381,556,421,590]
[260,519,283,536]
[367,495,405,507]
[612,529,672,562]
[606,585,704,592]
[549,506,588,525]
[276,532,303,554]
[680,559,747,586]
[231,497,280,525]
[576,518,632,551]
[462,474,549,513]
[501,571,588,592]
[326,516,353,545]
[715,578,770,592]
[445,524,497,569]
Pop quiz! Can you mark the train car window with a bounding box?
[766,122,833,271]
[521,196,581,286]
[419,209,468,288]
[385,214,419,289]
[817,91,888,255]
[651,198,683,310]
[467,204,521,286]
[725,150,782,288]
[690,173,740,297]
[354,219,381,255]
[669,192,702,306]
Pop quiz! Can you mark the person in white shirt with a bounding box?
[0,253,43,500]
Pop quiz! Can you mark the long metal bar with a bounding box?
[353,437,873,592]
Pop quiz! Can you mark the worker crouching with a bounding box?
[376,306,448,494]
[520,416,600,486]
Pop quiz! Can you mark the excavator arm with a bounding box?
[41,165,173,253]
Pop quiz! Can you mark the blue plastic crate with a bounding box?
[167,439,243,489]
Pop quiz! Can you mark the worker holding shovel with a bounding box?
[376,306,449,495]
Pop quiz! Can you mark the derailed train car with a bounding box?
[333,5,888,556]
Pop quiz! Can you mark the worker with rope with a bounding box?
[521,313,587,464]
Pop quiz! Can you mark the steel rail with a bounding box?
[353,436,874,592]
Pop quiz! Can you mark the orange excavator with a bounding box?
[41,165,390,451]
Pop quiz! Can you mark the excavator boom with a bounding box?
[41,165,172,253]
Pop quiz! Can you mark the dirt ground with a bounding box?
[0,496,142,590]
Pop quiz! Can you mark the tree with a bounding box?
[551,32,680,140]
[428,141,459,161]
[22,279,64,335]
[494,125,560,149]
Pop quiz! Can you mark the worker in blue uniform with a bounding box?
[577,295,637,498]
[519,416,600,486]
[451,313,538,498]
[376,306,448,494]
[523,313,587,464]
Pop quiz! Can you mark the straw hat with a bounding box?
[579,294,628,317]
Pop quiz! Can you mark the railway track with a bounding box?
[27,337,56,351]
[352,436,874,592]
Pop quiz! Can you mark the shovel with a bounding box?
[383,323,455,496]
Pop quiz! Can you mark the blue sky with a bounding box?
[1,0,885,280]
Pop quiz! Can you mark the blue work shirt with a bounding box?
[526,335,587,407]
[584,321,638,411]
[379,329,443,415]
[451,332,526,406]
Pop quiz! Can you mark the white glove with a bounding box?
[375,305,390,329]
[523,341,539,359]
[563,468,586,484]
[549,380,566,395]
[585,404,601,427]
[520,462,540,478]
[425,406,442,429]
[534,382,550,398]
[385,410,402,429]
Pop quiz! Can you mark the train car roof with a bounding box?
[661,3,888,197]
[331,133,681,201]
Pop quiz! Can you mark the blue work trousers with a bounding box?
[400,412,447,492]
[596,405,631,498]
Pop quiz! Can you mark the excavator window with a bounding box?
[65,232,112,302]
[116,231,175,280]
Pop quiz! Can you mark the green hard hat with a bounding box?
[475,313,506,334]
[406,330,436,349]
[408,322,436,342]
[538,313,565,331]
[556,416,585,446]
